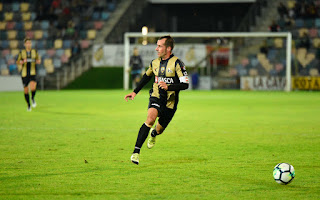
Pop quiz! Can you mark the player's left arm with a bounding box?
[35,50,41,64]
[166,59,189,91]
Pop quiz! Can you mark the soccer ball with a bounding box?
[273,163,295,185]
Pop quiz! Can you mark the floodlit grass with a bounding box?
[0,90,319,199]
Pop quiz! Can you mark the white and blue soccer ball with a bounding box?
[273,163,295,185]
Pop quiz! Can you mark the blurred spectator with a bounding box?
[51,0,61,10]
[269,20,280,32]
[300,1,308,18]
[95,0,107,12]
[66,20,75,39]
[129,47,144,89]
[42,0,53,12]
[191,69,199,90]
[84,5,95,20]
[235,58,250,76]
[288,7,295,19]
[284,17,294,28]
[277,2,288,19]
[62,5,71,17]
[48,22,58,40]
[71,12,81,32]
[72,41,81,57]
[316,47,320,60]
[306,2,317,19]
[299,32,311,50]
[36,4,46,20]
[52,1,63,20]
[56,6,69,29]
[294,1,302,18]
[270,63,285,76]
[260,41,268,55]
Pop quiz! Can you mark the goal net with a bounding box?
[123,32,292,91]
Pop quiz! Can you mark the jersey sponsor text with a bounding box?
[155,76,174,84]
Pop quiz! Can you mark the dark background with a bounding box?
[132,3,252,32]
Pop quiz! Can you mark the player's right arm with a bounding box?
[124,63,153,102]
[124,92,136,102]
[124,73,151,101]
[133,62,154,94]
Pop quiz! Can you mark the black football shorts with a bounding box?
[22,75,36,87]
[148,96,176,128]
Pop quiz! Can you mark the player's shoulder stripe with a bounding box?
[150,59,156,68]
[175,57,185,67]
[151,57,161,65]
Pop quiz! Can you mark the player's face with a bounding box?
[133,48,139,56]
[24,40,32,50]
[156,38,170,59]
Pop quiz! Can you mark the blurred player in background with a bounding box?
[16,38,41,111]
[124,36,189,165]
[129,47,144,88]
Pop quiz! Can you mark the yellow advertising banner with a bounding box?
[292,77,320,90]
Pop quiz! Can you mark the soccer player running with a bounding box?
[124,35,189,165]
[16,38,41,111]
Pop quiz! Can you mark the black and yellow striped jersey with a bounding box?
[16,49,39,77]
[134,54,189,109]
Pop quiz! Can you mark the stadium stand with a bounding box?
[231,0,320,78]
[3,0,317,89]
[0,0,119,78]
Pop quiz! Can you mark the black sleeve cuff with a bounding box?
[167,83,189,91]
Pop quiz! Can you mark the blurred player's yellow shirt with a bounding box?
[16,49,39,77]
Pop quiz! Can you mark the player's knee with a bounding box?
[145,117,156,126]
[30,82,36,90]
[146,109,158,126]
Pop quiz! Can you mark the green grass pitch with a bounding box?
[0,90,319,199]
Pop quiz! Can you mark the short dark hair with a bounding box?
[24,38,31,43]
[158,35,174,51]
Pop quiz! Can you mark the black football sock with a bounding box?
[24,94,30,107]
[31,90,36,101]
[151,128,158,137]
[133,123,151,154]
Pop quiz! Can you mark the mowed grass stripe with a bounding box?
[0,90,319,199]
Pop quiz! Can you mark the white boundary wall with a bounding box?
[124,32,292,91]
[92,44,208,67]
[0,76,22,92]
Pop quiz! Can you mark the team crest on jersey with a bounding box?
[161,67,165,74]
